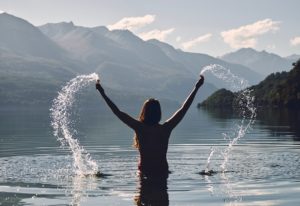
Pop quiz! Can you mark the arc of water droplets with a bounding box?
[200,64,248,91]
[50,73,99,176]
[201,64,257,171]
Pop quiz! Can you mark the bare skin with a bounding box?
[96,76,204,177]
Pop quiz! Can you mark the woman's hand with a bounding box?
[196,75,204,88]
[96,79,104,93]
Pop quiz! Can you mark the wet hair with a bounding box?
[139,98,161,125]
[133,98,161,148]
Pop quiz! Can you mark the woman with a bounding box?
[96,75,204,178]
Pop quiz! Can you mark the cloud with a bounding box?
[176,36,182,42]
[138,28,175,41]
[108,14,175,42]
[181,33,212,50]
[107,14,155,30]
[221,19,280,49]
[290,36,300,46]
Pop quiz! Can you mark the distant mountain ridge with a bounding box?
[220,48,295,76]
[286,54,300,61]
[148,40,263,89]
[0,13,83,106]
[0,13,65,60]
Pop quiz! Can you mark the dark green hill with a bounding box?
[197,88,235,108]
[198,59,300,109]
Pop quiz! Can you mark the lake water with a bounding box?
[0,105,300,206]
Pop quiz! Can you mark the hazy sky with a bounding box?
[0,0,299,57]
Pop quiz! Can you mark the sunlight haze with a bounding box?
[0,0,299,57]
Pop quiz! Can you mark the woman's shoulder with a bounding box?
[137,123,168,132]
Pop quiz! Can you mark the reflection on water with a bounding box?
[69,175,98,206]
[257,108,300,140]
[201,108,300,141]
[134,176,169,206]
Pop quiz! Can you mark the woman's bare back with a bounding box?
[135,123,172,177]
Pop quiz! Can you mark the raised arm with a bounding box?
[164,75,204,130]
[96,80,140,130]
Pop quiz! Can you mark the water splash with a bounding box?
[50,73,99,176]
[200,64,249,91]
[205,147,215,173]
[200,64,256,171]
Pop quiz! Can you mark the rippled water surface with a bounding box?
[0,106,299,206]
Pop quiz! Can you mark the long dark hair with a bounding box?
[133,98,161,148]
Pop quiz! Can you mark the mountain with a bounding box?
[0,13,65,60]
[39,23,194,81]
[0,13,85,106]
[286,54,300,61]
[147,39,263,88]
[39,23,193,95]
[199,59,300,109]
[220,48,294,76]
